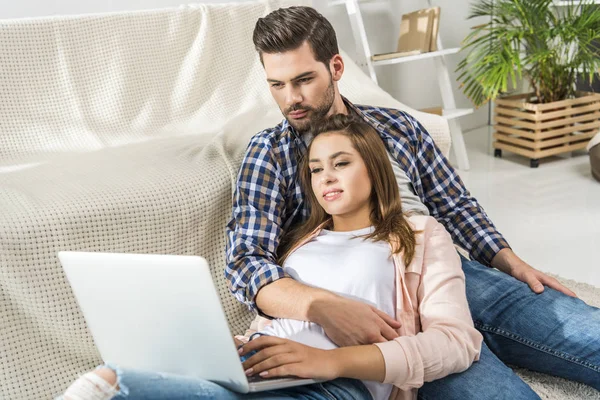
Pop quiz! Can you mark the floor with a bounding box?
[451,125,600,288]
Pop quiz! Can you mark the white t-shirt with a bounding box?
[261,226,395,400]
[386,151,429,216]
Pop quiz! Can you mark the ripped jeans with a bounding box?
[58,333,371,400]
[84,363,370,400]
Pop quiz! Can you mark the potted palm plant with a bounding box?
[457,0,600,167]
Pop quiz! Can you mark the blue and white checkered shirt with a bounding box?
[225,99,510,311]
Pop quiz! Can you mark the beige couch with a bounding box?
[0,2,450,399]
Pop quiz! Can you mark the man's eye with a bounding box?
[271,83,283,89]
[298,78,312,83]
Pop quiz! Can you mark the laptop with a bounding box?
[58,251,320,393]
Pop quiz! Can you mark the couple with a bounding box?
[59,6,600,400]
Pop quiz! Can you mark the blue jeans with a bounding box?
[98,332,371,400]
[419,256,600,399]
[104,363,371,400]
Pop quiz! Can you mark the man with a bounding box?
[225,6,600,398]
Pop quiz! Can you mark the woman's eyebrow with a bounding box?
[309,151,352,163]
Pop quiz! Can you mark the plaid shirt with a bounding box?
[225,99,510,311]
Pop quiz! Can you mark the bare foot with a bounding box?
[94,368,119,390]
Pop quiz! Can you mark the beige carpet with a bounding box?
[514,275,600,399]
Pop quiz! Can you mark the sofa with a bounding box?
[1,1,597,399]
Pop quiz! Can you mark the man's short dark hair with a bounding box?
[253,6,339,65]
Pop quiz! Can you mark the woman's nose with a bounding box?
[321,174,336,184]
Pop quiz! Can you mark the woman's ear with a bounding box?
[329,54,344,82]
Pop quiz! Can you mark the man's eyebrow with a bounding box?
[309,151,352,163]
[267,71,316,83]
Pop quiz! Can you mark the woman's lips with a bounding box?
[323,191,342,201]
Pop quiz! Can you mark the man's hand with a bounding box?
[491,248,577,297]
[240,336,341,381]
[256,278,401,347]
[309,293,401,347]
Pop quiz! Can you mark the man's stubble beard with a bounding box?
[284,78,336,134]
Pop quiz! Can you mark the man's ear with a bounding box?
[329,54,344,82]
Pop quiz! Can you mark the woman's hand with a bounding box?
[233,336,244,348]
[239,336,340,381]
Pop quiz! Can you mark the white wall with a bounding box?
[0,0,487,131]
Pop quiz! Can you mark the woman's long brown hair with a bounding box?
[278,113,418,266]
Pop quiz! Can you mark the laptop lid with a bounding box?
[58,251,250,393]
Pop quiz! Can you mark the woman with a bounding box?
[59,114,482,400]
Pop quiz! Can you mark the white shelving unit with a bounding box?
[371,47,461,66]
[553,0,600,6]
[330,0,473,170]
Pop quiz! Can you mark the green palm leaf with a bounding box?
[457,0,600,106]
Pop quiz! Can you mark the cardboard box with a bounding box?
[372,7,441,61]
[420,106,443,116]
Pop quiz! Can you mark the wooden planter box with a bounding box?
[493,91,600,167]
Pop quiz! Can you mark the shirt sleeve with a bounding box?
[374,218,483,389]
[409,114,510,265]
[225,134,290,313]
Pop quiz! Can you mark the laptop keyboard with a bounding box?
[247,374,296,384]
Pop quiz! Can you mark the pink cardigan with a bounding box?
[246,215,483,400]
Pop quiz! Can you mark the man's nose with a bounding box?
[285,87,303,107]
